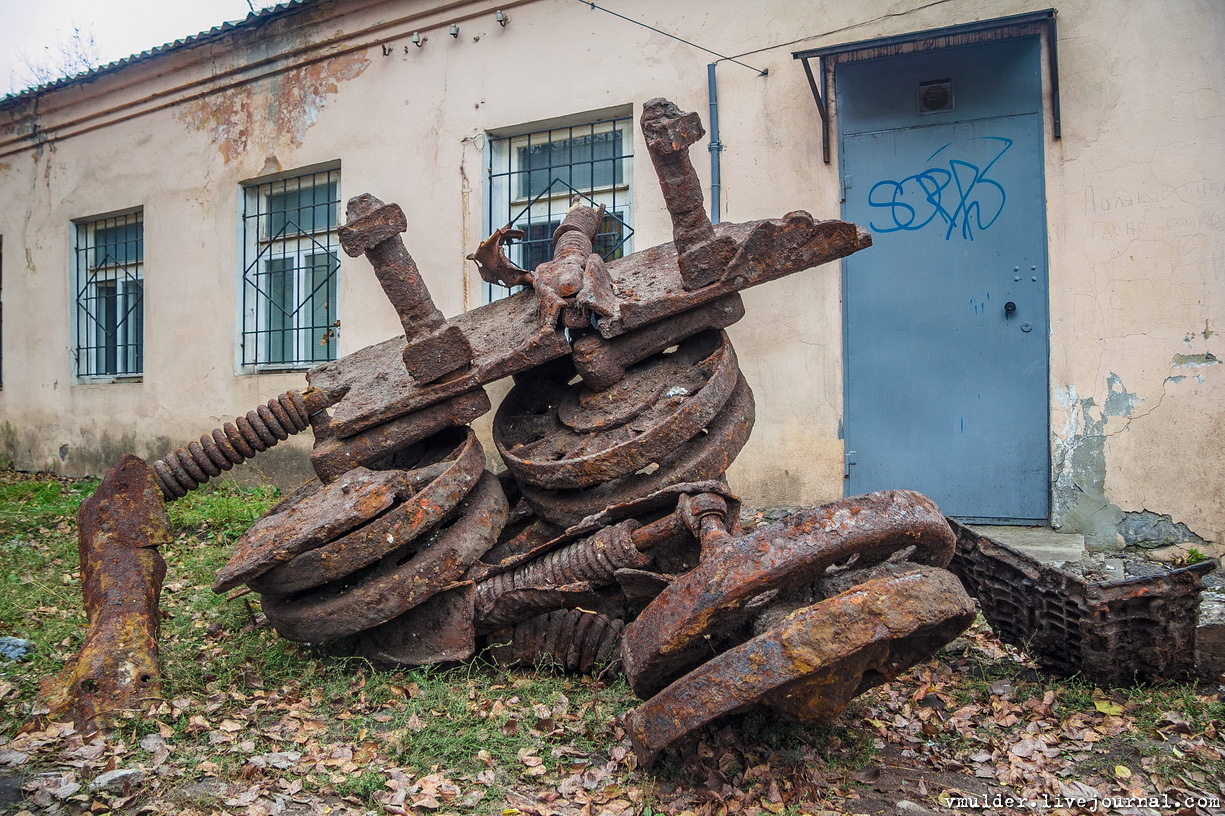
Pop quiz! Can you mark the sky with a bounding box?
[0,0,279,94]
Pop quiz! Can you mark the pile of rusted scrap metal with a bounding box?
[60,98,977,766]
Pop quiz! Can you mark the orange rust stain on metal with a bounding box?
[177,51,370,164]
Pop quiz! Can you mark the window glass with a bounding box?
[73,211,144,378]
[241,169,341,369]
[487,116,633,303]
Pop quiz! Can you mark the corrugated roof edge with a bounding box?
[0,0,319,107]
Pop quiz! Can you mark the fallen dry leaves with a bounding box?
[2,616,1223,815]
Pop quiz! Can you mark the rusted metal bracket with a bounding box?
[43,455,170,733]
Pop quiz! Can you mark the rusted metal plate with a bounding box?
[519,376,754,528]
[306,290,569,440]
[596,214,871,337]
[44,455,169,730]
[621,489,957,699]
[496,330,738,490]
[213,466,423,593]
[261,471,507,642]
[622,565,976,768]
[309,388,490,483]
[358,583,478,668]
[571,294,745,391]
[248,428,486,594]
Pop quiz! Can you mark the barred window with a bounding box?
[486,115,634,302]
[241,168,341,369]
[73,211,144,378]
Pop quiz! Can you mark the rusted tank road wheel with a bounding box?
[261,471,507,643]
[249,428,486,594]
[621,565,976,768]
[494,329,738,490]
[214,427,485,593]
[620,489,958,699]
[517,376,755,528]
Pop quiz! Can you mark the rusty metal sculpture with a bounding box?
[66,97,976,766]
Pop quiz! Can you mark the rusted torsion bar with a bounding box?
[641,97,739,290]
[571,294,745,391]
[339,193,473,382]
[622,566,977,768]
[152,388,333,501]
[621,489,957,699]
[44,455,170,732]
[475,521,652,631]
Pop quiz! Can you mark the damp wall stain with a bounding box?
[176,51,370,164]
[1054,368,1213,548]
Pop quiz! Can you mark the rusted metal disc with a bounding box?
[494,330,738,490]
[248,428,486,595]
[358,583,478,669]
[622,565,976,768]
[518,375,755,528]
[261,471,507,642]
[620,489,957,699]
[214,466,426,593]
[624,567,975,766]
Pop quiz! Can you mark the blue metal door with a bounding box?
[839,37,1049,522]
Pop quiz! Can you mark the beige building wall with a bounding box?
[0,0,1220,546]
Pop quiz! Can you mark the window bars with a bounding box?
[486,116,634,302]
[74,212,144,378]
[241,168,341,368]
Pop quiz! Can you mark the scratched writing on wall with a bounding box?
[867,137,1012,240]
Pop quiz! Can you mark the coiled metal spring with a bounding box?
[492,608,624,675]
[153,391,311,500]
[475,521,652,628]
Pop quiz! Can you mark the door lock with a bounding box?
[1004,301,1017,316]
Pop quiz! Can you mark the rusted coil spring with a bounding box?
[153,391,311,500]
[492,608,624,675]
[475,522,651,630]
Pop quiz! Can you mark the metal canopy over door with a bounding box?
[839,37,1050,523]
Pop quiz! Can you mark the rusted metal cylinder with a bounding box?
[152,390,320,500]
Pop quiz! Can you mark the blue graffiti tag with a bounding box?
[867,137,1012,240]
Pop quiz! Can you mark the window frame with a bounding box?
[485,114,635,303]
[239,165,342,372]
[71,210,144,382]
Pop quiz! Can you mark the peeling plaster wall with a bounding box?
[0,0,1221,541]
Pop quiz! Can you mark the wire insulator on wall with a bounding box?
[152,391,311,500]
